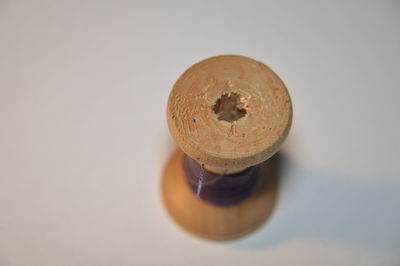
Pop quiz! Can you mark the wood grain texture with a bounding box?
[163,55,291,240]
[167,55,292,174]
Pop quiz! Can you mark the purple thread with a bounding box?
[183,155,260,206]
[196,164,205,197]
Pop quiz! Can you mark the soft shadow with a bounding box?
[240,153,283,238]
[250,152,283,201]
[230,155,400,253]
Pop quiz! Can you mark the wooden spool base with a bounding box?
[162,149,280,240]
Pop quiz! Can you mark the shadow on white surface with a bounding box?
[230,155,400,253]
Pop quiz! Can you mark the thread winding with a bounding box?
[183,155,260,206]
[196,164,205,197]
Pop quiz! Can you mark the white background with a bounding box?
[0,1,399,265]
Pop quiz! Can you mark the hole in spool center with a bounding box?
[212,92,247,122]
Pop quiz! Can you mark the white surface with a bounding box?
[0,1,399,265]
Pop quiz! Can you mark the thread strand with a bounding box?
[196,164,205,197]
[183,155,260,206]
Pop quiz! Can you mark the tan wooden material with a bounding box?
[162,150,279,240]
[163,55,292,240]
[167,55,292,174]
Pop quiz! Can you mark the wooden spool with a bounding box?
[162,55,292,240]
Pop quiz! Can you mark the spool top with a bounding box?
[167,55,292,174]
